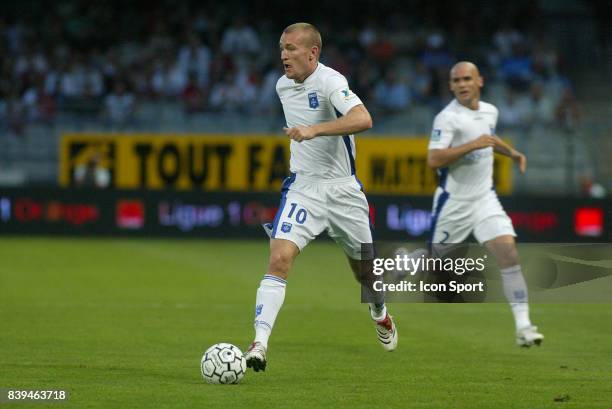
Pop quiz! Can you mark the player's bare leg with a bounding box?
[485,235,543,347]
[348,257,398,351]
[391,247,429,280]
[246,239,299,371]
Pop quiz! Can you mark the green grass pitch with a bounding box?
[1,238,611,408]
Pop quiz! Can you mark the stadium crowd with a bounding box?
[0,2,581,136]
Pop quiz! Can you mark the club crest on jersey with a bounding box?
[431,129,442,141]
[308,92,319,109]
[281,222,292,233]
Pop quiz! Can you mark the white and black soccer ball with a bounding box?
[201,343,246,384]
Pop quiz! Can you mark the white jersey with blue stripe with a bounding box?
[276,62,363,179]
[428,99,499,200]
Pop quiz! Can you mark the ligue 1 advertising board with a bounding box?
[0,133,607,240]
[0,189,608,242]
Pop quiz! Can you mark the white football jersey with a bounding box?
[428,99,499,200]
[276,63,363,179]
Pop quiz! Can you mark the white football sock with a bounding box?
[500,265,531,330]
[254,274,286,348]
[369,303,387,321]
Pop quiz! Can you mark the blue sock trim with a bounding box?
[254,320,273,331]
[263,274,287,285]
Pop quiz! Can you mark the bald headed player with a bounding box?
[427,61,543,347]
[245,23,398,372]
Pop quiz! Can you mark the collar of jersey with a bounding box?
[454,98,481,113]
[293,62,322,86]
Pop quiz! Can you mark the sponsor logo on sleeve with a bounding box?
[339,88,356,101]
[431,129,442,141]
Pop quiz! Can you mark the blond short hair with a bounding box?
[283,22,322,54]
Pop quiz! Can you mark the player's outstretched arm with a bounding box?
[492,136,527,174]
[427,134,495,169]
[283,105,372,142]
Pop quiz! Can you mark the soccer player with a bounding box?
[245,22,398,372]
[427,61,544,347]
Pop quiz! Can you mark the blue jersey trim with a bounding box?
[343,135,356,175]
[354,175,364,191]
[438,167,448,189]
[428,190,450,246]
[334,108,356,176]
[271,172,296,238]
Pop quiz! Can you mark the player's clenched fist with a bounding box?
[283,126,316,142]
[471,134,496,149]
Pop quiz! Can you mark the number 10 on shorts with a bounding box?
[287,203,307,224]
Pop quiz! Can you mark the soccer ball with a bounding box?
[201,343,246,384]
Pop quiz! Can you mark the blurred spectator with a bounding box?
[147,19,174,54]
[221,16,260,56]
[84,62,105,98]
[151,55,188,98]
[580,170,607,198]
[358,19,378,49]
[353,60,377,104]
[420,33,453,70]
[322,44,350,76]
[102,49,120,87]
[499,43,533,91]
[410,62,433,103]
[5,19,25,53]
[531,36,558,81]
[181,72,206,114]
[22,76,57,122]
[5,88,26,137]
[555,87,581,130]
[209,70,239,112]
[526,82,556,126]
[73,152,110,188]
[374,70,410,114]
[366,29,396,66]
[497,89,530,130]
[178,35,211,89]
[0,2,583,131]
[209,69,256,114]
[192,8,212,40]
[59,58,85,99]
[104,81,135,126]
[235,62,262,113]
[14,44,48,79]
[257,65,281,115]
[493,24,524,59]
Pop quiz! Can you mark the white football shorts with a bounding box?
[270,173,373,260]
[430,187,516,244]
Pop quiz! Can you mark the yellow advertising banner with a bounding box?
[60,134,512,194]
